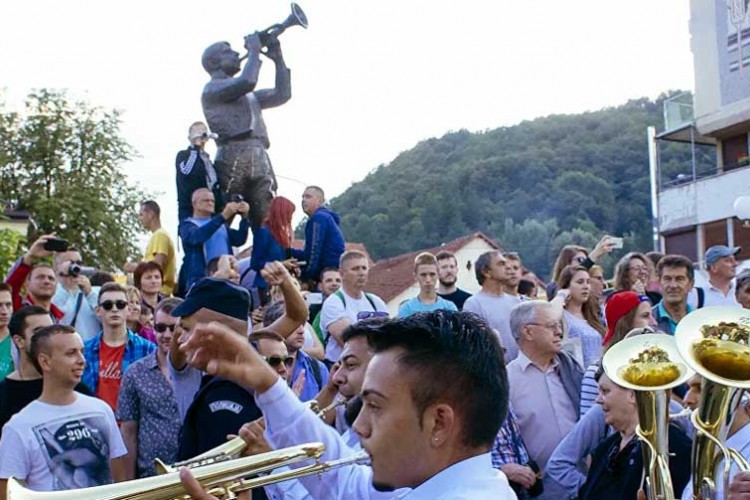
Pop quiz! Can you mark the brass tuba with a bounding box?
[675,307,750,499]
[9,442,370,499]
[603,333,694,500]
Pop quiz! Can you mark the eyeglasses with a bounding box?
[357,311,389,321]
[263,355,294,369]
[154,323,177,333]
[99,300,128,311]
[528,321,563,332]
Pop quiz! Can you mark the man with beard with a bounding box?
[5,234,64,323]
[502,253,524,299]
[435,251,472,310]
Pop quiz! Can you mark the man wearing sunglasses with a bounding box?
[117,298,183,479]
[82,283,156,413]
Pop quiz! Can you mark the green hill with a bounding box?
[329,91,713,280]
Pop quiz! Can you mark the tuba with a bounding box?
[675,307,750,499]
[603,333,694,500]
[9,442,370,500]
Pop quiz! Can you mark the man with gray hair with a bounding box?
[463,250,520,361]
[507,300,582,500]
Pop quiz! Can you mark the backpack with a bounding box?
[323,290,378,345]
[694,287,705,309]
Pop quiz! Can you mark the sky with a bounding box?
[1,0,694,248]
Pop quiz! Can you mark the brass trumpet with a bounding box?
[675,307,750,499]
[8,442,370,499]
[155,398,343,473]
[239,2,308,62]
[603,333,694,500]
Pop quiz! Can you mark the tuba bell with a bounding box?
[603,333,694,500]
[675,306,750,499]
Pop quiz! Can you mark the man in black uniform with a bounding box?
[175,122,222,223]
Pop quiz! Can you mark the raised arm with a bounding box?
[203,35,263,104]
[260,262,308,337]
[255,39,292,109]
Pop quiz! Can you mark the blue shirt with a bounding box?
[654,301,694,335]
[82,331,156,394]
[187,217,230,262]
[290,350,329,402]
[250,226,288,289]
[397,296,458,318]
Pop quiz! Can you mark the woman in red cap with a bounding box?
[579,291,656,415]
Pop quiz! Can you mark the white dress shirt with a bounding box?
[257,378,517,499]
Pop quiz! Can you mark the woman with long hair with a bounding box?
[612,252,662,305]
[554,265,606,369]
[126,286,156,343]
[251,196,297,301]
[546,236,617,300]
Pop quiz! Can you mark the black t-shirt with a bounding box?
[579,425,691,500]
[0,377,93,437]
[437,289,472,311]
[178,375,262,462]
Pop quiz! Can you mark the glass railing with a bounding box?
[663,92,695,132]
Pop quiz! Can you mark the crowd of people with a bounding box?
[2,128,750,499]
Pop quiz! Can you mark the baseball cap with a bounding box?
[171,277,249,320]
[705,245,741,267]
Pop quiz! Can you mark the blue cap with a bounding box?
[705,245,741,267]
[171,277,249,320]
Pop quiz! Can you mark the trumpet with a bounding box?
[8,442,370,500]
[155,397,344,473]
[239,2,308,62]
[603,333,694,500]
[675,307,750,499]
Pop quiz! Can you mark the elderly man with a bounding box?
[690,245,741,308]
[507,300,582,500]
[653,255,695,335]
[201,31,291,228]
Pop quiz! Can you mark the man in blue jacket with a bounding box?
[177,188,250,295]
[296,186,345,284]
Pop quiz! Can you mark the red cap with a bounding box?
[603,291,643,346]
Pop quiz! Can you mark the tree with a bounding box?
[0,90,146,270]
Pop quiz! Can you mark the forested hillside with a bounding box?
[329,91,710,279]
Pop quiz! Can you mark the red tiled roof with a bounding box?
[366,232,501,303]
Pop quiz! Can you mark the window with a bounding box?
[704,219,728,250]
[664,227,698,263]
[722,133,749,172]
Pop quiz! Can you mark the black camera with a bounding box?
[68,264,97,278]
[230,194,245,203]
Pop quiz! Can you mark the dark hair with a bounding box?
[29,263,55,279]
[248,330,286,351]
[9,305,49,339]
[133,261,163,289]
[98,282,129,304]
[551,245,588,283]
[557,265,606,336]
[30,324,77,373]
[262,300,286,327]
[435,250,457,264]
[341,318,388,343]
[594,363,605,382]
[518,279,536,296]
[140,200,161,218]
[657,254,695,281]
[89,272,115,287]
[0,283,11,295]
[205,257,221,277]
[645,251,664,269]
[474,251,500,286]
[319,267,340,281]
[154,297,183,317]
[365,310,508,448]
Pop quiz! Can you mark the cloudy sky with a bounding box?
[1,0,694,243]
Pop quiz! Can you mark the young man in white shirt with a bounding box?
[0,325,126,497]
[178,310,516,499]
[320,250,388,365]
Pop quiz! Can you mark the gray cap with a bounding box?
[705,245,741,267]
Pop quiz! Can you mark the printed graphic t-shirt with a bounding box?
[97,342,126,412]
[0,394,127,492]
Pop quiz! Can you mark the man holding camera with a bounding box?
[52,248,101,341]
[178,188,250,294]
[201,30,291,228]
[4,234,64,323]
[176,121,222,223]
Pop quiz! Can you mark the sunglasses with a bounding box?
[99,300,128,311]
[263,355,294,369]
[154,323,177,333]
[357,311,389,321]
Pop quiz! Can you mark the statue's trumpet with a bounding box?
[239,2,308,62]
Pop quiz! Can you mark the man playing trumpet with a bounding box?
[201,29,291,228]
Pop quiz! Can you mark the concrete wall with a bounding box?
[658,168,750,232]
[383,236,497,316]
